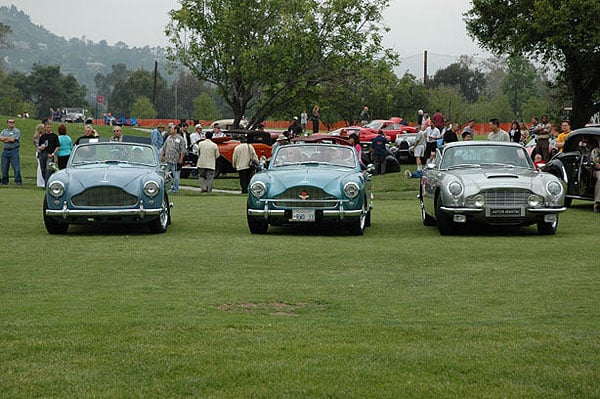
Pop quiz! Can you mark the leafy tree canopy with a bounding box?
[465,0,600,128]
[166,0,393,128]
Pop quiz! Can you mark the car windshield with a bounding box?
[565,134,599,153]
[440,145,533,169]
[272,145,357,168]
[365,120,384,129]
[71,143,157,166]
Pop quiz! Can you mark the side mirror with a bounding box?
[426,160,436,169]
[366,163,375,174]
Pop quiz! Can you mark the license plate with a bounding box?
[487,208,523,217]
[291,209,315,222]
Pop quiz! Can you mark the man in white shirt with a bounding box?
[487,118,510,142]
[212,123,226,138]
[190,123,204,145]
[424,125,441,161]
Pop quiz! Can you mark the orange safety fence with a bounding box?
[91,119,523,136]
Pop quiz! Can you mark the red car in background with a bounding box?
[181,130,274,178]
[338,118,416,142]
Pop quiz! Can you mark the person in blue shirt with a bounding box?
[370,130,389,175]
[0,118,22,185]
[56,123,73,169]
[151,123,165,157]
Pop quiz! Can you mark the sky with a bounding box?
[5,0,486,77]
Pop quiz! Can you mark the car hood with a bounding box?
[52,165,160,194]
[260,165,361,195]
[443,167,553,194]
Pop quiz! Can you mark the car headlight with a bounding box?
[144,180,160,197]
[343,182,360,199]
[528,194,544,207]
[448,181,463,196]
[48,181,65,198]
[473,194,485,207]
[250,181,266,198]
[546,181,563,196]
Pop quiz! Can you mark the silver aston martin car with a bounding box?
[420,141,567,235]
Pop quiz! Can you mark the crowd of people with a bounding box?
[0,109,597,212]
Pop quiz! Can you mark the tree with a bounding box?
[109,69,170,118]
[171,71,212,120]
[0,71,32,116]
[430,57,486,103]
[501,55,540,121]
[193,92,221,121]
[465,0,600,128]
[18,64,88,119]
[0,22,10,50]
[130,96,157,119]
[166,0,393,128]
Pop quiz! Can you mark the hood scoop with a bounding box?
[487,173,519,179]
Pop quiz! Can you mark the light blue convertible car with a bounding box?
[247,143,373,235]
[43,139,172,234]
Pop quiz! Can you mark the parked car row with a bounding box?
[43,127,598,236]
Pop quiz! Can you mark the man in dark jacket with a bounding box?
[370,130,389,175]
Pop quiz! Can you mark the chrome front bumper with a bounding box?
[46,200,163,219]
[439,206,567,214]
[248,200,364,220]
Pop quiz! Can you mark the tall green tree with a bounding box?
[430,57,486,103]
[466,0,600,128]
[130,96,157,119]
[20,64,88,119]
[166,0,392,128]
[109,69,170,118]
[193,92,221,121]
[501,55,539,121]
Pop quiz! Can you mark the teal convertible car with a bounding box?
[43,139,172,234]
[247,143,373,235]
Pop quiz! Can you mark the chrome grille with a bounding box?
[72,187,138,207]
[273,187,338,208]
[467,188,531,207]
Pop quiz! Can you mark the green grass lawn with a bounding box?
[0,117,599,398]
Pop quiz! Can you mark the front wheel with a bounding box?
[435,196,455,235]
[149,194,170,233]
[43,197,69,234]
[348,203,368,236]
[247,215,268,234]
[537,215,558,235]
[421,200,436,226]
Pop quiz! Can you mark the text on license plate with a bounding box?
[487,208,523,217]
[291,209,315,222]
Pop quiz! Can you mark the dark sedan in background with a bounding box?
[543,126,600,209]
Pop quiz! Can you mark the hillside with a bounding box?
[0,5,173,100]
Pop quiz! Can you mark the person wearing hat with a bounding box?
[190,123,204,145]
[151,123,165,157]
[272,133,289,153]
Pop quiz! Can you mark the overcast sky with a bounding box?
[6,0,485,76]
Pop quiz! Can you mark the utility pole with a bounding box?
[152,60,158,106]
[423,50,428,87]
